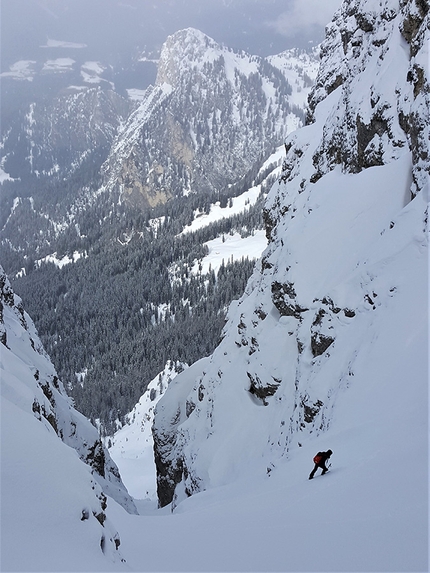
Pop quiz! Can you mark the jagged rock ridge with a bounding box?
[305,0,429,193]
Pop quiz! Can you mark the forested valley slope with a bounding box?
[1,29,318,433]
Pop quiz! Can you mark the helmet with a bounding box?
[327,449,333,456]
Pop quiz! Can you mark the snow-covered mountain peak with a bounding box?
[157,26,265,88]
[156,27,222,85]
[103,30,318,211]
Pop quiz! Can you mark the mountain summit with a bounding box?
[156,28,223,86]
[102,27,314,210]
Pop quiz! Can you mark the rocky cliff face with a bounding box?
[0,264,137,516]
[152,0,429,508]
[305,0,428,192]
[102,28,316,211]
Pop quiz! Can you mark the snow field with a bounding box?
[106,180,429,571]
[108,191,428,570]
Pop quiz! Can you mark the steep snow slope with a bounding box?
[0,267,136,571]
[150,0,429,568]
[108,239,428,570]
[110,347,428,572]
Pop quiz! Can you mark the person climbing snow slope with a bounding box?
[309,450,333,479]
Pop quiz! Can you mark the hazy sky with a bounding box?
[267,0,342,38]
[1,0,343,70]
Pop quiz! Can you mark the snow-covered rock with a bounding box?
[306,0,429,193]
[152,0,428,529]
[0,266,136,570]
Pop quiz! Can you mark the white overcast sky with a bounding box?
[266,0,343,37]
[1,0,345,72]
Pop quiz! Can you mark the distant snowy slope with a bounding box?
[0,267,135,571]
[190,231,267,276]
[180,145,285,237]
[268,47,320,110]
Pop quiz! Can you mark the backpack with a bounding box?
[313,452,324,464]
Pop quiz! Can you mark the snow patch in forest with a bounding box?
[35,250,87,269]
[191,230,267,275]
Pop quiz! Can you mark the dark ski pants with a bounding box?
[309,463,328,479]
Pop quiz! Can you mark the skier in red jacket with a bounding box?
[309,450,333,479]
